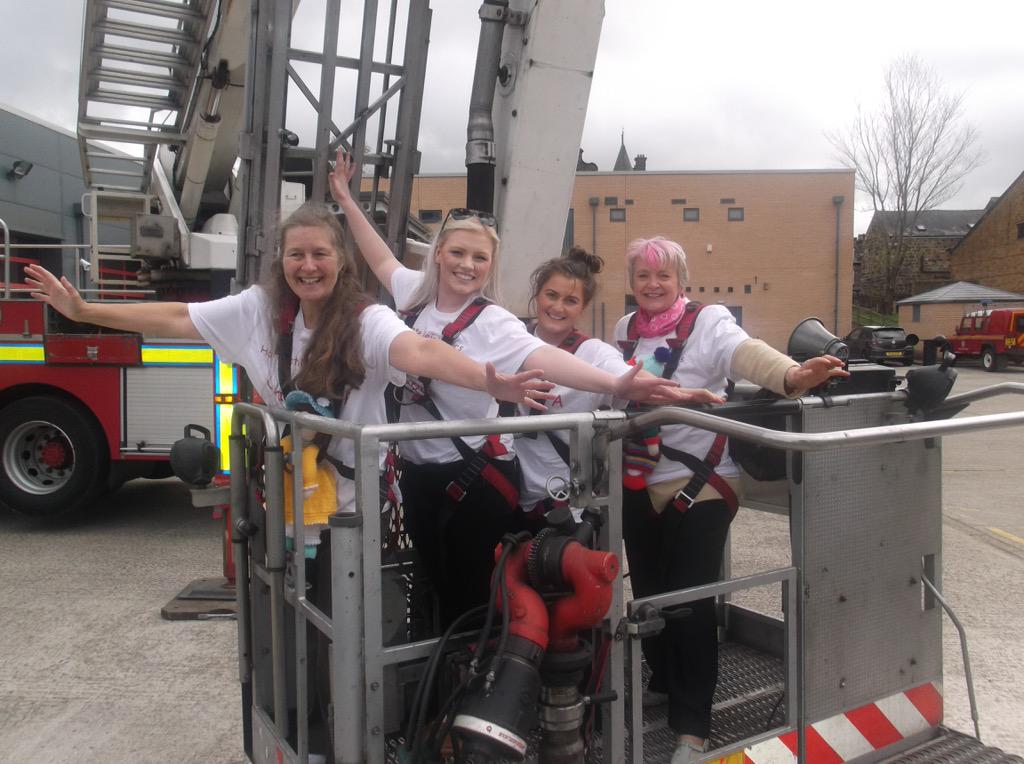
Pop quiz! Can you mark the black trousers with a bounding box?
[622,487,732,739]
[400,457,519,629]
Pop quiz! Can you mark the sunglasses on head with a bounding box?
[440,207,497,230]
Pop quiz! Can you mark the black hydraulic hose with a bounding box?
[404,604,488,757]
[485,532,528,681]
[486,551,513,683]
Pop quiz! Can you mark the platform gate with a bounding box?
[227,383,1024,763]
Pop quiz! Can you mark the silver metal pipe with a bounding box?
[230,434,251,687]
[310,0,341,203]
[611,404,1024,451]
[627,567,796,616]
[262,443,289,739]
[331,511,366,764]
[465,1,507,168]
[922,574,981,741]
[1,217,10,300]
[940,382,1024,409]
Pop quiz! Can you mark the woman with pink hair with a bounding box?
[616,236,846,762]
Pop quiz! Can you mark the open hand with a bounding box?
[485,363,555,412]
[24,264,87,321]
[328,147,359,206]
[784,355,849,394]
[612,363,683,402]
[643,386,725,406]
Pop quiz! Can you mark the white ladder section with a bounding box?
[77,0,216,289]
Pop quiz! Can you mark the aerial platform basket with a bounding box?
[225,379,1024,764]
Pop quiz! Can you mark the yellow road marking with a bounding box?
[989,527,1024,547]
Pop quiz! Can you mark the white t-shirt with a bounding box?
[613,301,748,483]
[515,336,630,509]
[390,267,546,464]
[188,286,410,515]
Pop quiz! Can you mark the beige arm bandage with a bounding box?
[729,339,801,398]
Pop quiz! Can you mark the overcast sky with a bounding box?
[3,0,1022,234]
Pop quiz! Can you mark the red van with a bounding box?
[950,308,1024,371]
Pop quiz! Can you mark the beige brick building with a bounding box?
[951,171,1024,294]
[401,169,855,351]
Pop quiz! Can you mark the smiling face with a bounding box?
[534,273,586,343]
[281,224,341,325]
[631,261,682,315]
[434,228,495,309]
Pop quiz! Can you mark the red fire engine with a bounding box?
[949,307,1024,371]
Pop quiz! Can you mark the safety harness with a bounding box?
[619,302,738,518]
[523,326,590,467]
[276,302,402,509]
[385,297,519,508]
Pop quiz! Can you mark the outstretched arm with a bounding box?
[783,355,849,395]
[24,264,202,339]
[388,332,553,411]
[523,344,684,402]
[329,148,402,295]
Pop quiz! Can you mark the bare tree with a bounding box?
[830,55,983,312]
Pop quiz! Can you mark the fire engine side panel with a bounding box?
[794,398,943,726]
[0,360,122,459]
[123,366,216,452]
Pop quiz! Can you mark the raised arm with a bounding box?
[24,264,202,339]
[388,332,553,411]
[329,148,402,295]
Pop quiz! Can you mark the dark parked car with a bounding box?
[844,326,919,366]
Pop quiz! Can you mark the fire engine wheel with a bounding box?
[0,396,109,519]
[981,347,1003,372]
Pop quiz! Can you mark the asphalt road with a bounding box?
[0,364,1021,763]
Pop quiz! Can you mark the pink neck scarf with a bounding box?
[634,296,686,338]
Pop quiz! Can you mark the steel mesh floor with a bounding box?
[386,640,785,763]
[885,729,1024,764]
[634,641,785,761]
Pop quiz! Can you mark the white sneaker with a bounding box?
[670,738,708,764]
[642,688,669,707]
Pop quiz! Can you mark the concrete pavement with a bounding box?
[0,364,1021,762]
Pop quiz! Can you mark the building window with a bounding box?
[727,207,745,222]
[609,208,626,222]
[720,197,735,204]
[685,286,692,293]
[604,196,618,206]
[744,284,752,294]
[912,305,921,322]
[727,286,734,293]
[1017,222,1024,239]
[713,286,720,293]
[683,208,700,222]
[625,294,638,312]
[698,286,705,293]
[625,199,634,205]
[671,198,688,205]
[419,209,442,223]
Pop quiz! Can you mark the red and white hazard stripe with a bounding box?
[709,682,943,763]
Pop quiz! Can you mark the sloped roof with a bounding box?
[613,131,632,172]
[896,281,1024,305]
[952,170,1024,253]
[871,209,985,237]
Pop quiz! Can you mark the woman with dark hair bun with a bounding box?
[514,247,723,527]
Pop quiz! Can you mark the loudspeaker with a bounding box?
[787,317,849,363]
[170,424,220,487]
